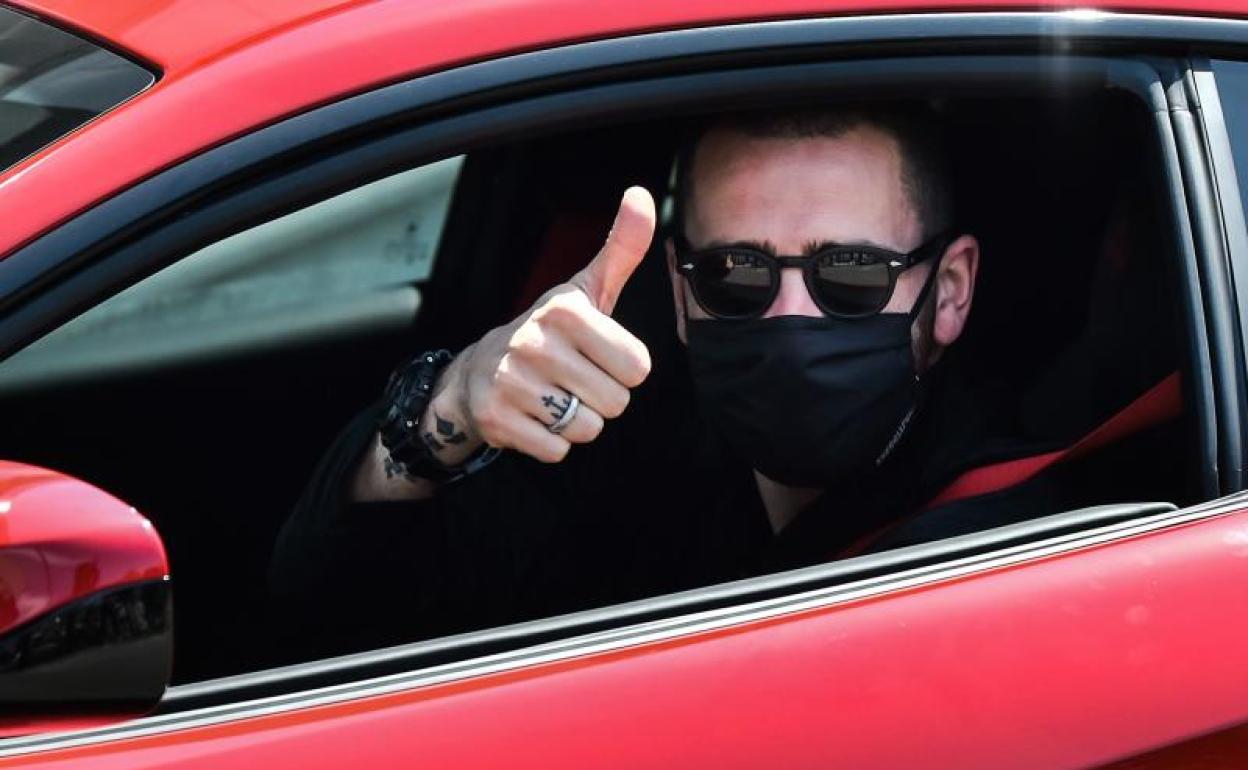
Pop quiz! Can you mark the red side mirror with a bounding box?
[0,461,172,736]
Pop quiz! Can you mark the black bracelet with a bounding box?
[378,349,499,484]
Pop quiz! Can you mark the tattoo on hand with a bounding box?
[383,455,405,479]
[434,412,468,445]
[422,432,445,453]
[541,393,573,421]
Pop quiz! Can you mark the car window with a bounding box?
[0,6,154,173]
[0,73,1207,687]
[1211,60,1248,237]
[0,157,462,392]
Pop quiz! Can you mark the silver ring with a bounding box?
[546,393,580,434]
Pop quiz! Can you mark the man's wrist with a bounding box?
[367,432,438,499]
[378,349,497,484]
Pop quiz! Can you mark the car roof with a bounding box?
[2,0,1247,262]
[10,0,369,74]
[11,0,1248,77]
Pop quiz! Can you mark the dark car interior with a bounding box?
[0,86,1202,685]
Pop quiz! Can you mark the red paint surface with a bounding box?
[0,461,167,635]
[3,0,1247,259]
[5,505,1248,768]
[2,2,1247,765]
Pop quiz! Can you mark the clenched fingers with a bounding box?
[532,290,651,390]
[469,374,571,463]
[509,331,630,419]
[494,357,606,444]
[497,414,573,463]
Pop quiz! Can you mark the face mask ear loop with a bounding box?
[904,249,947,397]
[678,270,696,332]
[907,252,945,324]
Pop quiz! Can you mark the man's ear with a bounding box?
[930,234,980,352]
[665,237,689,344]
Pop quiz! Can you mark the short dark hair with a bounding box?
[672,103,954,242]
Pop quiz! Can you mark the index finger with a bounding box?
[563,310,652,389]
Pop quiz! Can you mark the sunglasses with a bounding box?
[673,231,952,320]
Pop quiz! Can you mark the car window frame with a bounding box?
[1193,57,1248,493]
[0,11,1244,752]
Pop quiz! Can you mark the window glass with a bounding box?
[0,156,463,391]
[0,7,154,172]
[1212,60,1248,241]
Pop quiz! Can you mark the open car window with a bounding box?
[0,51,1217,698]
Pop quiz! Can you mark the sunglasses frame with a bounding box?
[673,231,952,320]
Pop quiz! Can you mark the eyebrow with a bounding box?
[803,238,896,254]
[696,237,897,256]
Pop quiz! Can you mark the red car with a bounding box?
[2,0,1248,766]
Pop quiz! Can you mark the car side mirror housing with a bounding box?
[0,461,171,736]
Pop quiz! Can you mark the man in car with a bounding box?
[270,105,998,651]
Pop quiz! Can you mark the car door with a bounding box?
[3,10,1248,770]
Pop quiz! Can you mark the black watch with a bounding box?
[378,349,499,483]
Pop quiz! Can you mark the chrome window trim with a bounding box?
[2,491,1244,756]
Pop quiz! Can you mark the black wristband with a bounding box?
[378,350,499,484]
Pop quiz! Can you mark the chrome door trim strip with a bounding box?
[4,489,1244,756]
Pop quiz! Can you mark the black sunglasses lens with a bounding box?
[810,253,892,316]
[692,251,775,317]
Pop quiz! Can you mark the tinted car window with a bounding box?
[0,6,154,172]
[1213,60,1248,222]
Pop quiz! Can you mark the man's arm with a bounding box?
[348,187,656,503]
[267,399,593,653]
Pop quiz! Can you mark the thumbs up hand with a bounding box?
[413,187,655,469]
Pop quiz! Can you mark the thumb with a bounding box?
[571,186,656,314]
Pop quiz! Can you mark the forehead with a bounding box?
[686,124,920,250]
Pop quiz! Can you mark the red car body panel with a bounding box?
[3,506,1248,768]
[0,461,167,635]
[3,0,1248,766]
[1,0,1247,260]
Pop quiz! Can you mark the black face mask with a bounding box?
[685,266,937,489]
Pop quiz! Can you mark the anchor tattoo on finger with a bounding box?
[542,393,573,421]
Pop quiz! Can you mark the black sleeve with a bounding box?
[266,369,761,660]
[266,401,593,655]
